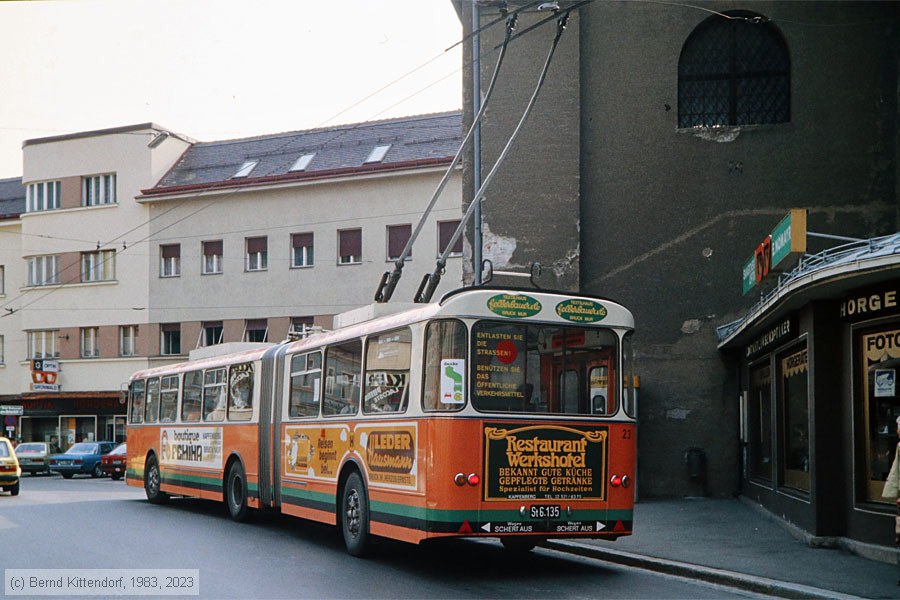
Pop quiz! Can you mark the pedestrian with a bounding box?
[881,415,900,585]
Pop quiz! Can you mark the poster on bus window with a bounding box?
[159,427,223,468]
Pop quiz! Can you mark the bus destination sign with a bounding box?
[483,424,608,501]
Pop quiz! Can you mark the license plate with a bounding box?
[530,505,560,519]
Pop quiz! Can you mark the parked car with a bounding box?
[0,437,21,495]
[100,443,127,480]
[15,442,52,475]
[49,441,117,479]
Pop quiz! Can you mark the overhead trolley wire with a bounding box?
[373,11,521,303]
[414,6,576,304]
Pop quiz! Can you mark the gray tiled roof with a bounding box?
[150,111,462,192]
[0,177,25,218]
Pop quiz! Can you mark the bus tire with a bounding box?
[144,454,169,505]
[225,460,253,522]
[340,471,371,557]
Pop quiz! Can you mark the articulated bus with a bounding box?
[126,288,636,556]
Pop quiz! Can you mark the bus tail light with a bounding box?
[454,472,481,487]
[611,474,630,488]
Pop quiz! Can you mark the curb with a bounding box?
[543,540,864,600]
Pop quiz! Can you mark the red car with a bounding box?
[100,443,127,480]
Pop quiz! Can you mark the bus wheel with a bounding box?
[144,454,169,505]
[225,461,252,522]
[501,537,537,553]
[341,471,370,557]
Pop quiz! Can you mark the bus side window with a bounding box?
[228,363,253,421]
[203,368,227,422]
[364,328,411,414]
[130,380,145,424]
[323,340,362,416]
[423,319,467,411]
[144,377,160,423]
[181,370,202,422]
[290,352,321,418]
[159,375,179,422]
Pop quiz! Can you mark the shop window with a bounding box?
[779,345,809,492]
[861,327,900,503]
[748,361,773,482]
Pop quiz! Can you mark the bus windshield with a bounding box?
[472,321,618,416]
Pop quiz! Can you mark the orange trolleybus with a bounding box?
[126,287,636,556]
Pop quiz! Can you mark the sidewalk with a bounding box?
[545,497,899,599]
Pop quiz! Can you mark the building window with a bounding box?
[0,265,5,295]
[80,327,100,358]
[245,236,268,271]
[290,316,314,338]
[160,323,181,356]
[338,229,362,265]
[365,144,391,163]
[387,224,412,261]
[244,319,268,343]
[202,240,223,275]
[81,249,116,282]
[0,335,5,364]
[27,255,60,286]
[120,325,139,357]
[28,330,59,359]
[747,361,773,482]
[202,321,224,347]
[678,11,790,128]
[82,173,117,206]
[231,161,258,179]
[289,153,315,172]
[26,180,61,212]
[438,220,463,257]
[779,345,809,492]
[160,244,181,277]
[291,233,314,268]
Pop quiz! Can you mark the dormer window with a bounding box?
[364,144,391,164]
[290,153,316,172]
[232,160,258,179]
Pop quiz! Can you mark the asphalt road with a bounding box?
[1,474,759,599]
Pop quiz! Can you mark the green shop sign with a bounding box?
[487,294,542,318]
[556,299,608,323]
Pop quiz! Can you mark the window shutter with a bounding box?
[340,229,362,257]
[161,244,180,259]
[247,237,267,254]
[388,225,411,259]
[292,232,313,248]
[203,240,223,256]
[439,221,463,254]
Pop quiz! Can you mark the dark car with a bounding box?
[49,441,117,479]
[100,443,127,480]
[15,442,52,475]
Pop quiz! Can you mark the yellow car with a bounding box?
[0,437,21,496]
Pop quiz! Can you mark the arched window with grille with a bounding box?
[678,11,790,128]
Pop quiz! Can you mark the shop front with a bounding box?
[719,233,900,550]
[3,393,127,451]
